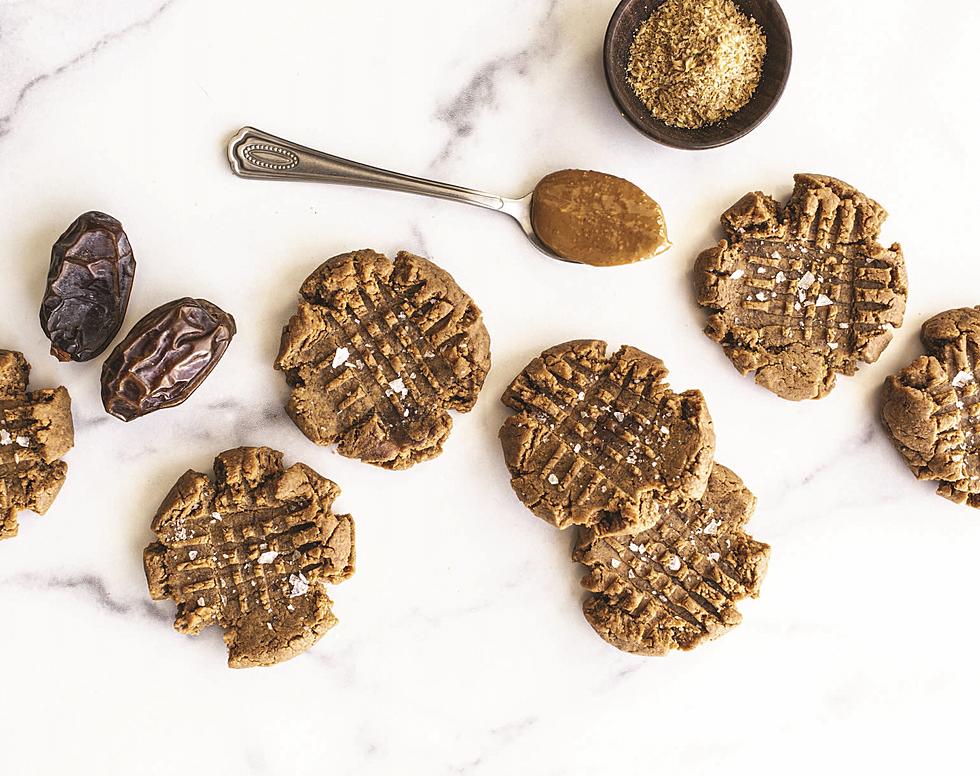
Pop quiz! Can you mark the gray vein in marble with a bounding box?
[0,572,167,620]
[796,421,877,488]
[448,716,539,775]
[488,715,538,744]
[766,420,907,513]
[0,0,178,140]
[432,0,560,167]
[409,223,432,258]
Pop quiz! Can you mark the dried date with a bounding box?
[101,297,236,421]
[40,211,136,362]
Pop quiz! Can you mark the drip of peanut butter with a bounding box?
[530,169,669,266]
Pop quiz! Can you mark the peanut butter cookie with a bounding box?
[883,306,980,507]
[144,447,355,668]
[694,174,907,400]
[0,350,74,540]
[499,340,714,536]
[573,463,769,655]
[275,250,490,469]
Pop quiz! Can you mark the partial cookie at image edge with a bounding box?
[882,305,980,508]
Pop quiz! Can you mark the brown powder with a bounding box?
[530,169,669,267]
[627,0,767,129]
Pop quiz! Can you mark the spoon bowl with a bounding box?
[603,0,792,150]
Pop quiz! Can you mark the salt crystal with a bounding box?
[258,550,279,564]
[815,294,833,307]
[660,425,669,435]
[267,622,273,630]
[331,347,350,368]
[755,291,767,301]
[289,572,309,598]
[547,473,559,485]
[188,550,198,561]
[730,269,745,280]
[952,370,974,388]
[956,401,965,409]
[628,542,640,552]
[577,391,585,401]
[627,570,635,579]
[756,266,765,274]
[389,377,407,396]
[839,323,849,329]
[772,250,782,260]
[613,411,625,423]
[15,435,29,447]
[610,558,621,569]
[794,302,802,311]
[212,512,222,521]
[775,271,786,283]
[797,271,815,291]
[0,430,10,445]
[573,443,581,453]
[708,552,721,561]
[704,518,721,536]
[666,555,681,571]
[197,597,205,607]
[828,342,839,350]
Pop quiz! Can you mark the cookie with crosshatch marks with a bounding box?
[499,340,715,536]
[275,249,490,469]
[694,174,907,400]
[882,306,980,508]
[143,447,355,668]
[573,463,769,655]
[0,350,74,541]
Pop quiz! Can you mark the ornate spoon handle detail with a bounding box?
[227,127,505,211]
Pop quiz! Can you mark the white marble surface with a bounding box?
[1,1,979,773]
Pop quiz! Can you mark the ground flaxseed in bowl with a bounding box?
[627,0,767,129]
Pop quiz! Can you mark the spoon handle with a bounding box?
[227,127,505,211]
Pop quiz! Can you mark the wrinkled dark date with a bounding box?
[101,297,236,421]
[40,211,136,362]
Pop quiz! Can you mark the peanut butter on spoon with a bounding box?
[530,170,670,266]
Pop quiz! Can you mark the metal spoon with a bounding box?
[226,127,668,266]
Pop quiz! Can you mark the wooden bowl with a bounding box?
[603,0,792,150]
